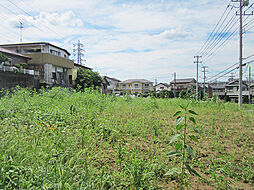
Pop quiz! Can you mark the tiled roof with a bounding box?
[155,83,170,87]
[104,76,121,82]
[170,78,196,84]
[0,47,31,59]
[120,79,152,83]
[0,42,71,56]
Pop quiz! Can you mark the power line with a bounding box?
[6,0,64,42]
[197,1,232,55]
[1,0,63,44]
[207,59,254,82]
[201,3,253,63]
[200,6,235,56]
[202,15,238,58]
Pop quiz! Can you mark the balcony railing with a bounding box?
[0,65,39,76]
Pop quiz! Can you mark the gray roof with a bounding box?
[170,78,196,84]
[0,42,71,56]
[0,47,31,59]
[74,63,92,70]
[155,83,170,87]
[226,79,248,87]
[104,76,121,82]
[120,79,152,83]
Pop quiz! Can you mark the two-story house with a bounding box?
[0,42,74,87]
[225,79,251,102]
[119,79,153,95]
[170,78,197,92]
[103,76,121,94]
[155,83,171,92]
[210,82,227,99]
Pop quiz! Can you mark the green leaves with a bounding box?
[191,126,199,133]
[184,145,194,157]
[189,117,196,124]
[170,134,180,144]
[188,110,198,115]
[166,150,179,157]
[168,104,202,185]
[173,111,182,117]
[176,117,184,126]
[175,143,183,151]
[184,163,201,177]
[189,135,199,142]
[165,168,178,176]
[176,124,184,130]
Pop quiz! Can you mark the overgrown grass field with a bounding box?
[0,88,253,189]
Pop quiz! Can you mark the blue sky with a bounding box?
[0,0,253,82]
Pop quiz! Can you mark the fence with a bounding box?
[0,65,39,76]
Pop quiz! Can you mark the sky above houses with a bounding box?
[0,0,254,83]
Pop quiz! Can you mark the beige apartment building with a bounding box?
[0,42,74,87]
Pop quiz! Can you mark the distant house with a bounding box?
[0,47,39,89]
[103,76,121,94]
[119,79,153,95]
[225,80,250,102]
[210,82,227,99]
[0,42,74,87]
[155,83,171,92]
[170,78,196,92]
[0,47,31,66]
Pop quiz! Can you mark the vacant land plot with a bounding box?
[0,88,253,189]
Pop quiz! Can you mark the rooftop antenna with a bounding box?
[19,21,24,43]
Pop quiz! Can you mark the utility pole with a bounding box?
[155,78,157,86]
[202,66,208,99]
[232,0,252,108]
[173,72,176,97]
[194,56,202,100]
[19,21,23,43]
[73,40,85,65]
[249,66,252,103]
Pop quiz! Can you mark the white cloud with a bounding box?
[0,0,253,82]
[156,29,191,40]
[7,11,82,29]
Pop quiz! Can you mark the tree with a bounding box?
[75,68,103,90]
[0,53,8,63]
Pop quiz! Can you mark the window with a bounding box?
[122,84,126,88]
[50,49,60,56]
[160,87,164,90]
[227,87,233,92]
[144,84,149,89]
[52,73,57,80]
[134,83,139,89]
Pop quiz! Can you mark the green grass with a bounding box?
[0,87,253,189]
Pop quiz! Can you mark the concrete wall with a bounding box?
[24,53,74,69]
[0,71,39,89]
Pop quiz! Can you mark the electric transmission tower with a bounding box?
[73,40,85,65]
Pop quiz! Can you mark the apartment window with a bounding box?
[144,83,149,89]
[122,84,126,88]
[134,83,139,89]
[52,73,57,80]
[50,49,60,56]
[227,87,233,92]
